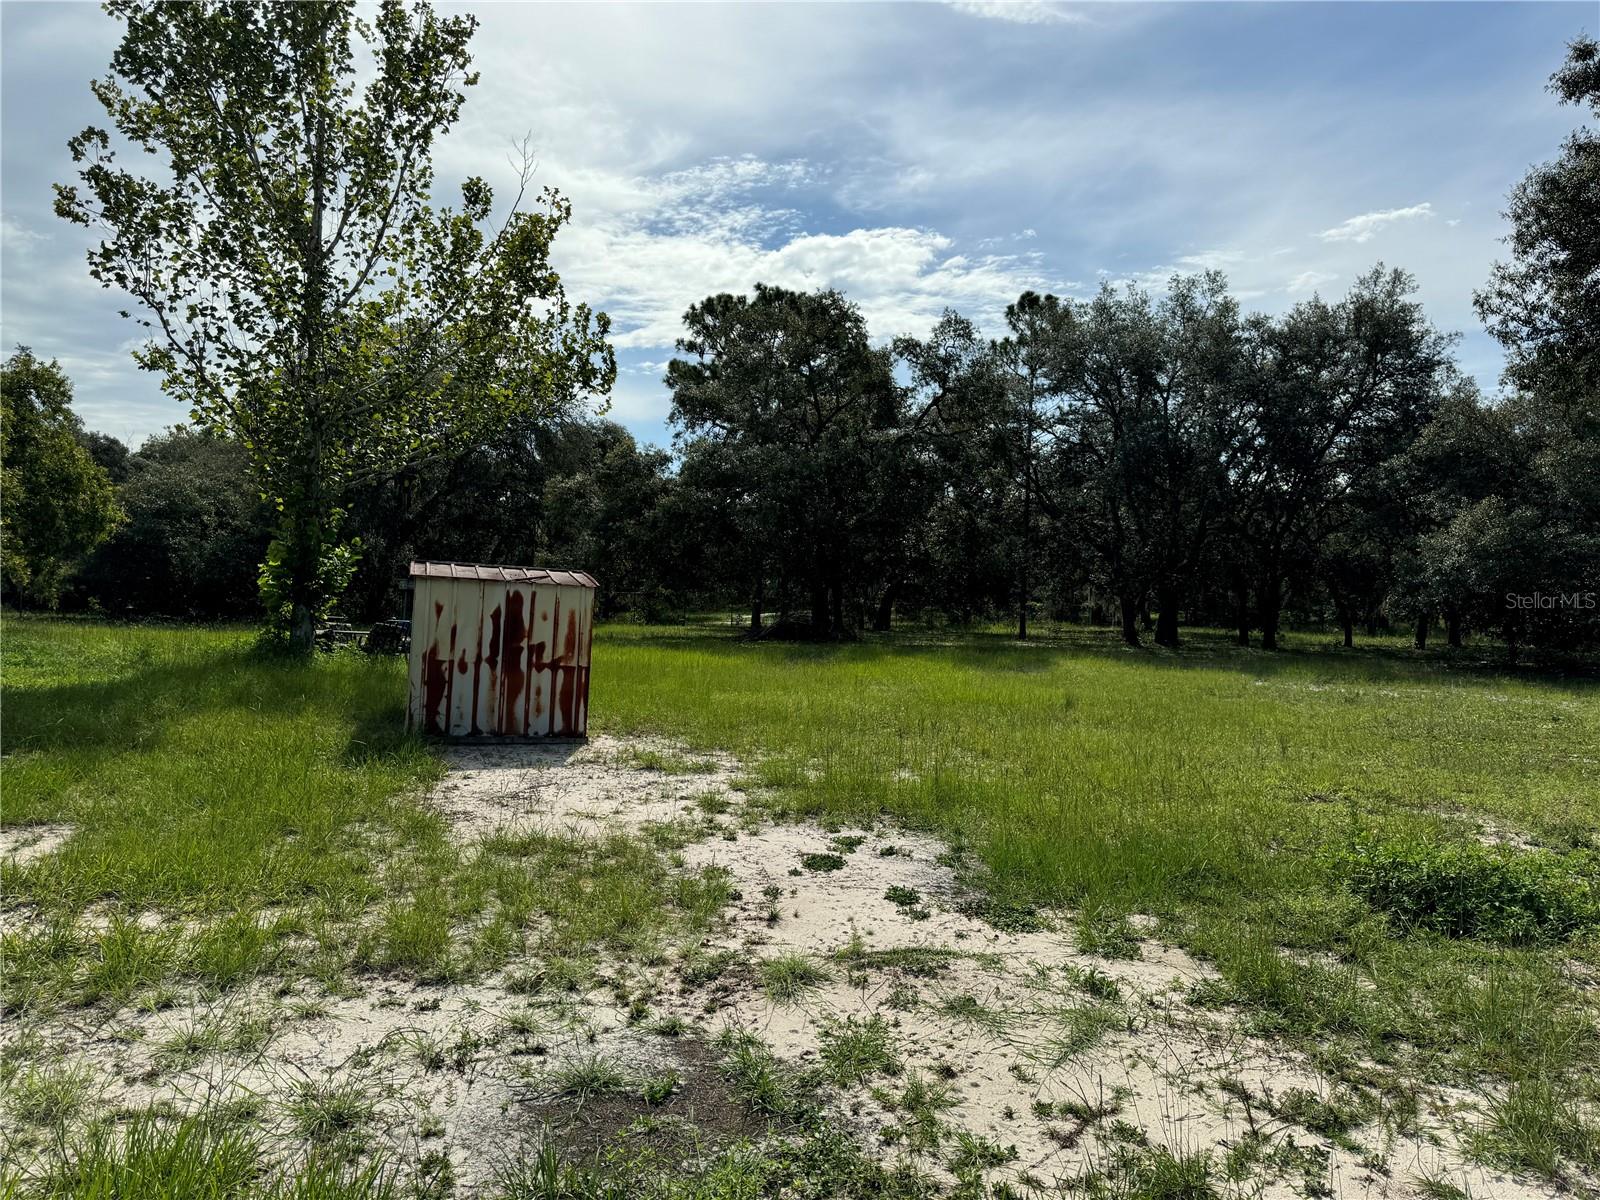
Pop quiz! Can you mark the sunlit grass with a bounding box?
[589,619,1600,1127]
[3,612,1597,1182]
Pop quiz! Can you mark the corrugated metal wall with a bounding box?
[407,575,595,738]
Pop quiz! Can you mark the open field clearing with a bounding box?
[2,618,1598,1199]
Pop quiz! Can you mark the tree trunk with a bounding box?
[281,470,326,656]
[1446,608,1462,648]
[1154,583,1180,648]
[1119,593,1141,647]
[289,602,316,653]
[810,577,829,635]
[872,581,898,633]
[283,55,333,658]
[1232,570,1250,647]
[1017,504,1030,641]
[1331,594,1354,648]
[749,578,764,636]
[1414,613,1429,650]
[1017,372,1033,642]
[1259,575,1282,651]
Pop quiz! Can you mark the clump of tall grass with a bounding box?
[758,954,831,1003]
[9,1111,397,1199]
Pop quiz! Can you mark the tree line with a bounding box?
[3,8,1594,659]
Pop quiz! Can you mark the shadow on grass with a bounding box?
[3,640,425,780]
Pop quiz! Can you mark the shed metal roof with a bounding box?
[408,560,598,589]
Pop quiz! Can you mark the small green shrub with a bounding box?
[800,852,847,873]
[1333,836,1598,944]
[640,1070,680,1106]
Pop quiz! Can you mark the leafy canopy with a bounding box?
[56,0,614,643]
[0,349,122,607]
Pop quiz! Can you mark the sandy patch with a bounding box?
[1,823,73,867]
[0,739,1577,1200]
[427,734,744,845]
[655,822,1551,1199]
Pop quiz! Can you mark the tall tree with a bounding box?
[78,430,132,484]
[668,285,900,638]
[56,0,613,651]
[1038,275,1242,648]
[1459,35,1600,654]
[1000,294,1071,640]
[894,312,1017,628]
[1228,268,1453,649]
[1015,280,1234,648]
[78,426,268,618]
[1476,35,1600,414]
[0,350,122,607]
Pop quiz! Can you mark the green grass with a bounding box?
[1472,1077,1600,1178]
[587,620,1600,1144]
[758,953,832,1003]
[817,1014,901,1086]
[545,1054,631,1103]
[2,1062,97,1129]
[11,1111,398,1199]
[286,1080,376,1145]
[5,614,1600,1188]
[1,619,441,1010]
[1,618,734,1011]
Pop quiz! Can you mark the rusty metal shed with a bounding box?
[406,560,596,739]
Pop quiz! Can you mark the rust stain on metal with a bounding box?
[422,644,448,735]
[500,589,528,732]
[408,561,596,739]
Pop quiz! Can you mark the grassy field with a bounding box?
[595,624,1600,1138]
[3,615,1598,1195]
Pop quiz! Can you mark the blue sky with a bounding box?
[1,1,1592,451]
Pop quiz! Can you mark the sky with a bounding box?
[1,1,1593,452]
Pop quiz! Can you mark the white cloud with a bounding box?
[1172,248,1249,272]
[562,216,1064,351]
[544,154,1069,351]
[1315,203,1434,244]
[946,1,1090,25]
[1285,270,1338,294]
[1,215,46,249]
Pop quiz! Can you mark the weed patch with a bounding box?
[818,1015,901,1086]
[759,953,831,1003]
[1333,835,1598,944]
[799,852,847,873]
[1472,1078,1600,1180]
